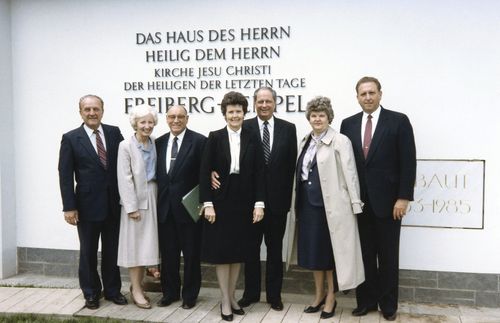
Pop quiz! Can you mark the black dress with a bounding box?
[199,127,265,264]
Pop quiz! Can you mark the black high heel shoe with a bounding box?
[320,300,337,319]
[231,306,245,315]
[303,296,326,313]
[220,304,234,321]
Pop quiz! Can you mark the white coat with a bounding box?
[287,126,365,291]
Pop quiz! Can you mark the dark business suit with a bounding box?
[241,117,297,303]
[156,129,206,303]
[58,123,124,299]
[199,127,266,264]
[340,107,416,314]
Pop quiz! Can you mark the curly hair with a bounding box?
[305,96,334,123]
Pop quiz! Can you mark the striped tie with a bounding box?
[262,121,271,164]
[94,130,107,169]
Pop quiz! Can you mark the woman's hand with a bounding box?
[253,207,264,223]
[128,211,141,221]
[204,206,216,224]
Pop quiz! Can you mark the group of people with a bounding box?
[58,76,416,321]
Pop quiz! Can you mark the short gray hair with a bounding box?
[305,96,334,124]
[129,104,158,130]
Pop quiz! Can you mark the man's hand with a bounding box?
[211,171,221,190]
[128,211,141,221]
[204,206,216,224]
[253,207,264,223]
[393,199,409,220]
[64,210,79,226]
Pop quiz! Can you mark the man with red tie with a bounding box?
[59,95,126,309]
[340,77,416,321]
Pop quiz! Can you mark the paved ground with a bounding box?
[1,274,500,322]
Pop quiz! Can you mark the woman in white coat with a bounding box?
[117,105,160,309]
[293,96,364,319]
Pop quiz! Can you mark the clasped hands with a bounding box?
[128,211,141,221]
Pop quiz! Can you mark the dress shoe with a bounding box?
[320,300,337,319]
[129,286,150,302]
[129,286,150,309]
[383,312,397,321]
[182,300,196,309]
[105,293,128,305]
[85,295,100,310]
[231,306,245,315]
[352,304,378,316]
[237,297,259,308]
[303,296,326,313]
[156,295,180,307]
[220,304,233,321]
[269,300,284,311]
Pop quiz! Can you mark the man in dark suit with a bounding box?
[340,77,416,321]
[155,105,206,309]
[58,94,127,309]
[236,87,297,310]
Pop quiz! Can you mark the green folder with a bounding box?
[182,185,202,222]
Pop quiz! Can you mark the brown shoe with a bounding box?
[130,286,151,309]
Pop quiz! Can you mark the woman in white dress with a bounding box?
[117,104,160,309]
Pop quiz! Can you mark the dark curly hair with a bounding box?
[220,91,248,116]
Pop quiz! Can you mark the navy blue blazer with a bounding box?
[340,107,416,218]
[58,123,123,221]
[156,128,206,224]
[243,117,297,215]
[296,138,324,208]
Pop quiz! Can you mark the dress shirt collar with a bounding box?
[83,124,104,137]
[363,105,381,120]
[226,125,242,135]
[257,116,274,130]
[169,128,186,143]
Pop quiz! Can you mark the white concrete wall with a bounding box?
[0,0,17,278]
[8,0,500,274]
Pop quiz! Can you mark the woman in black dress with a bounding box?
[200,91,266,321]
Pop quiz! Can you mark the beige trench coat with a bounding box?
[286,126,365,291]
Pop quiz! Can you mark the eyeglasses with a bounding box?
[167,115,187,121]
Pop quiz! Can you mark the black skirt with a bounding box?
[201,174,257,264]
[297,181,335,270]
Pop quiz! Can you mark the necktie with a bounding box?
[94,130,107,169]
[169,136,178,174]
[262,121,271,164]
[363,115,373,158]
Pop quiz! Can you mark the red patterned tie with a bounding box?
[363,115,372,158]
[94,130,107,169]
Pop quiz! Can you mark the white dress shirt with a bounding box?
[257,116,274,152]
[83,124,107,152]
[361,106,381,140]
[227,126,241,174]
[166,128,186,173]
